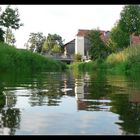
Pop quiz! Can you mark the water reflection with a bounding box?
[1,71,140,134]
[0,91,20,135]
[74,71,111,111]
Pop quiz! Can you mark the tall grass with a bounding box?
[0,42,67,73]
[106,45,140,74]
[70,60,107,72]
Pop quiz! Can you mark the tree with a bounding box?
[42,33,64,55]
[88,30,109,61]
[0,5,23,30]
[119,5,140,46]
[26,32,46,53]
[53,34,64,53]
[42,34,55,54]
[0,5,23,43]
[52,44,61,54]
[109,22,130,50]
[5,28,16,45]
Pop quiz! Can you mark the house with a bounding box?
[63,39,75,58]
[132,34,140,45]
[63,29,110,60]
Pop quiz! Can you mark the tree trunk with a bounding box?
[5,28,8,43]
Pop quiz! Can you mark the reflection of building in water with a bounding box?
[75,72,111,111]
[75,73,90,111]
[61,73,75,96]
[75,72,90,99]
[129,92,140,104]
[77,100,88,110]
[75,81,84,99]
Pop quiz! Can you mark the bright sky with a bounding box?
[0,5,124,49]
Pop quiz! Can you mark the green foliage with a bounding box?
[5,28,16,45]
[126,45,140,73]
[26,32,46,53]
[109,23,130,50]
[119,5,140,35]
[42,33,64,54]
[108,5,140,51]
[42,39,50,53]
[0,93,5,108]
[74,53,82,62]
[88,30,109,60]
[70,60,107,73]
[78,61,97,71]
[119,5,140,46]
[0,5,23,29]
[0,42,67,73]
[106,45,140,74]
[0,5,23,45]
[52,44,61,53]
[71,45,140,75]
[53,34,64,53]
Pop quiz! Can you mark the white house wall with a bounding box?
[75,36,85,57]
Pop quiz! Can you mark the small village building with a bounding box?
[63,29,110,60]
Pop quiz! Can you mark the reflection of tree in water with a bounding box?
[28,90,63,106]
[0,108,20,135]
[0,79,5,108]
[0,72,21,135]
[0,93,5,109]
[28,72,64,106]
[88,70,112,99]
[110,93,140,134]
[0,92,20,135]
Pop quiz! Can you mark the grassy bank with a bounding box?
[70,45,140,75]
[0,42,67,73]
[70,60,107,72]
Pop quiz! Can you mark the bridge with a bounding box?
[43,54,74,64]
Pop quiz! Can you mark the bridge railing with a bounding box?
[43,54,74,60]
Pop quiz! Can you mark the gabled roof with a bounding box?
[76,29,110,43]
[76,29,108,37]
[76,29,91,37]
[63,39,75,47]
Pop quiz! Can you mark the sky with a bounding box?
[0,5,124,49]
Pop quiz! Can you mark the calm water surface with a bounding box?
[0,70,140,135]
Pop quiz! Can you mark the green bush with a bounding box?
[74,53,82,62]
[0,42,67,73]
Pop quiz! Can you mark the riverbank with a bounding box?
[0,42,67,73]
[70,44,140,75]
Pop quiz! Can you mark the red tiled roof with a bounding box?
[76,29,91,37]
[76,29,109,43]
[76,29,106,37]
[132,35,140,45]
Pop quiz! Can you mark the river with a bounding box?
[0,70,140,135]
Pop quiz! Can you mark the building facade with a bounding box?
[63,29,110,60]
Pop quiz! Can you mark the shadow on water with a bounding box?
[1,70,140,134]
